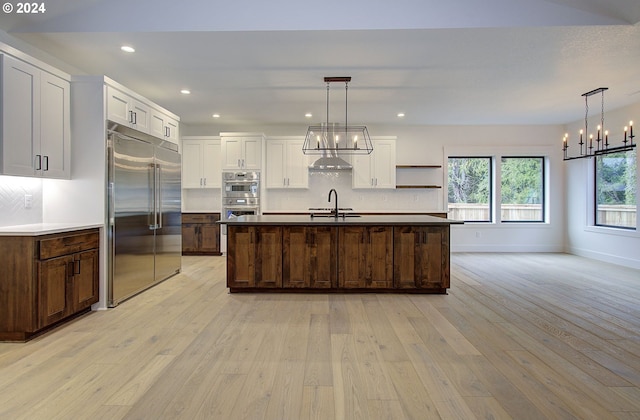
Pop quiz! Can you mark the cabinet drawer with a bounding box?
[182,213,220,224]
[38,230,99,260]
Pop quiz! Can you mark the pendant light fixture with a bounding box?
[562,87,635,161]
[303,77,373,170]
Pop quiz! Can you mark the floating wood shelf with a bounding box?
[396,185,442,189]
[396,165,442,169]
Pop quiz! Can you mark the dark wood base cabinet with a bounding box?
[283,226,337,288]
[394,226,449,290]
[338,226,393,288]
[227,224,450,293]
[227,226,282,289]
[182,213,221,255]
[0,229,100,341]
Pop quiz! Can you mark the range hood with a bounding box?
[309,155,352,171]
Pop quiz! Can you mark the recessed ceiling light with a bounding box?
[397,113,405,118]
[212,114,220,118]
[305,113,312,118]
[180,89,191,95]
[120,45,135,53]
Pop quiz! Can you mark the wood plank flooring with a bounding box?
[1,253,640,419]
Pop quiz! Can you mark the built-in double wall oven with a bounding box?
[222,171,260,222]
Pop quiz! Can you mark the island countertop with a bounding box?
[0,223,103,236]
[220,214,463,226]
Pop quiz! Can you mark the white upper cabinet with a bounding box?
[105,83,179,144]
[106,86,150,133]
[266,137,308,188]
[164,117,179,143]
[182,137,221,188]
[149,111,166,139]
[150,109,180,144]
[221,133,264,170]
[352,137,396,189]
[39,71,71,178]
[1,54,70,179]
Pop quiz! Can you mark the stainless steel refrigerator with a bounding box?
[107,123,181,307]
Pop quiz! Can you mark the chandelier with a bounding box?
[562,87,635,161]
[303,77,373,156]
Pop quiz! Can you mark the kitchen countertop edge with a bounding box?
[220,215,463,226]
[0,223,104,236]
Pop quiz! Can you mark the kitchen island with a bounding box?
[222,214,462,293]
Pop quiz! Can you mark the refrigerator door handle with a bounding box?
[156,164,163,229]
[149,163,157,230]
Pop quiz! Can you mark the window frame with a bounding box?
[593,149,637,231]
[500,156,546,223]
[447,156,494,223]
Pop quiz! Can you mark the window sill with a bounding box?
[584,225,638,238]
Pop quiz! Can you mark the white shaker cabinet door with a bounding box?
[1,55,39,177]
[39,71,70,179]
[284,140,308,188]
[202,139,221,188]
[242,137,262,170]
[182,140,205,188]
[266,141,286,188]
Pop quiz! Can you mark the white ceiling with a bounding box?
[1,0,639,127]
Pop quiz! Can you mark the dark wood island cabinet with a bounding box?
[223,215,461,293]
[227,225,282,289]
[338,226,394,289]
[283,226,337,289]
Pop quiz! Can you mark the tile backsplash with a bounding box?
[0,176,43,227]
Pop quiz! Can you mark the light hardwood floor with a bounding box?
[1,253,640,419]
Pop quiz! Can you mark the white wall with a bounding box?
[43,79,107,226]
[183,122,566,253]
[564,101,640,269]
[0,176,43,226]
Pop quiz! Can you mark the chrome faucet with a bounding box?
[328,188,338,218]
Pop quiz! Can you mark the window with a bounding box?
[448,157,492,222]
[500,157,544,222]
[595,149,637,229]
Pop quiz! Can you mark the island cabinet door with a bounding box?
[227,226,256,288]
[338,226,393,288]
[283,226,337,288]
[254,226,283,288]
[394,226,449,289]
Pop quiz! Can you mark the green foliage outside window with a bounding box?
[596,150,636,206]
[501,157,543,205]
[448,157,491,204]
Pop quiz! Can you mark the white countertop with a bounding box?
[0,223,104,236]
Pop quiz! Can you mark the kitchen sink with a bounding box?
[309,206,360,218]
[310,213,361,218]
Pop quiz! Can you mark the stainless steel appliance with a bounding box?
[221,172,260,239]
[107,123,181,307]
[222,171,260,198]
